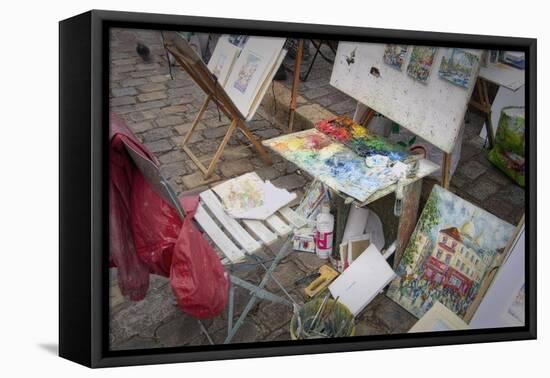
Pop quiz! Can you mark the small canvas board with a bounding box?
[329,244,396,316]
[339,235,371,271]
[383,44,408,70]
[409,301,469,333]
[438,48,479,89]
[407,46,437,83]
[207,35,241,86]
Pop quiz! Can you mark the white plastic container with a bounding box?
[315,203,334,259]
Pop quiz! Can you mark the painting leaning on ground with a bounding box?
[106,25,528,351]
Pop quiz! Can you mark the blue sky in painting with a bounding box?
[424,186,515,252]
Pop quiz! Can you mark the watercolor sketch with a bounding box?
[383,44,408,70]
[315,116,408,161]
[233,52,261,94]
[439,48,479,89]
[213,172,265,214]
[263,129,401,202]
[386,185,515,319]
[406,46,438,83]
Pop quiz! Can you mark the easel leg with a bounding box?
[442,152,452,189]
[393,179,422,269]
[480,79,495,148]
[182,95,210,145]
[205,119,238,178]
[473,78,495,149]
[288,39,305,133]
[300,39,321,82]
[361,109,375,128]
[238,121,273,166]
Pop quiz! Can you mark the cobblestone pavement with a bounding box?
[109,29,524,350]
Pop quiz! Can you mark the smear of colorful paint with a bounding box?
[316,116,408,161]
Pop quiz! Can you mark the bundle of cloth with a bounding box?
[109,112,228,319]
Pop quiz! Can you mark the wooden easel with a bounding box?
[288,39,304,133]
[164,34,272,178]
[469,77,496,148]
[441,77,496,188]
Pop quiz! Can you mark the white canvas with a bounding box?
[329,244,396,316]
[469,225,525,328]
[246,48,287,120]
[224,36,285,118]
[207,35,241,86]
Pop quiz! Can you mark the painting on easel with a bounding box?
[438,48,479,89]
[383,44,408,70]
[406,46,438,83]
[386,185,515,319]
[233,52,261,93]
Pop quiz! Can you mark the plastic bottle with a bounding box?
[315,203,334,259]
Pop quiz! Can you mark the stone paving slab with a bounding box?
[108,29,524,350]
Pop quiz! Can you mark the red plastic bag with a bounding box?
[130,172,181,277]
[170,196,230,319]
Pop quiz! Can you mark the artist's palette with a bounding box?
[315,116,408,161]
[263,129,400,202]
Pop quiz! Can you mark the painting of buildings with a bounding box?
[383,44,408,70]
[387,185,515,320]
[438,48,479,89]
[406,46,437,83]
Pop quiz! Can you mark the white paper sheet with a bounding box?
[207,36,241,86]
[224,36,285,118]
[469,226,525,328]
[329,244,396,316]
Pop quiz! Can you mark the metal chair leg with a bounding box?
[224,234,294,344]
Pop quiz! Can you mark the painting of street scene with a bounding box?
[383,44,408,70]
[438,48,479,89]
[406,46,437,83]
[387,185,515,320]
[233,52,261,93]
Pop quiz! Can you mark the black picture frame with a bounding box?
[59,9,537,368]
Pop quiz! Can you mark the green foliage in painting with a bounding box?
[400,191,440,267]
[418,191,440,235]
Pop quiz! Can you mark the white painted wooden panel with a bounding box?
[331,42,482,153]
[194,204,245,263]
[243,219,278,245]
[278,206,307,229]
[199,190,261,253]
[265,213,292,236]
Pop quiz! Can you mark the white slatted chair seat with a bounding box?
[195,188,307,264]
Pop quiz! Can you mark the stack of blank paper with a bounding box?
[329,244,396,316]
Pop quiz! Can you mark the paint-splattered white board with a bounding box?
[330,42,482,153]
